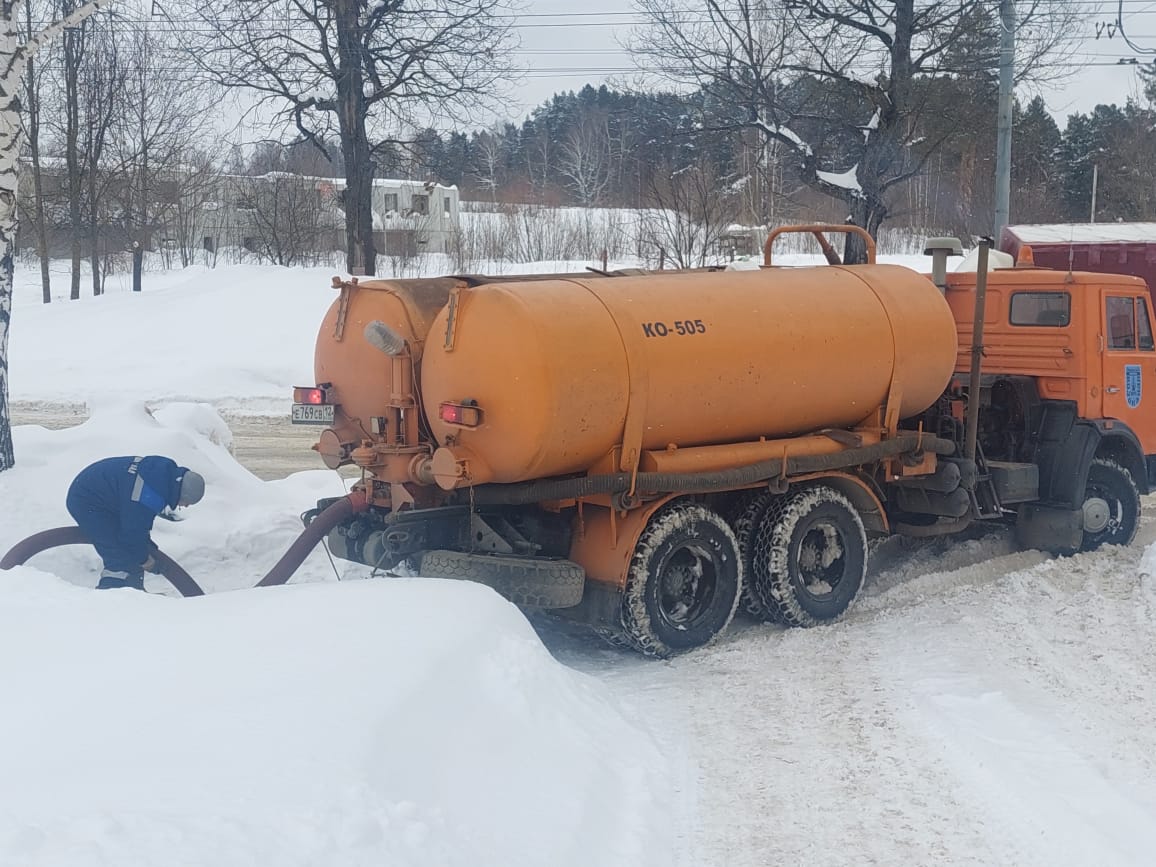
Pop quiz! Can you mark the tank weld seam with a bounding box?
[561,276,646,478]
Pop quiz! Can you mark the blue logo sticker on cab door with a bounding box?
[1126,364,1142,408]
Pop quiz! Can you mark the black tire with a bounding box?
[1079,457,1140,552]
[621,502,742,657]
[417,550,585,608]
[733,491,784,622]
[749,485,867,628]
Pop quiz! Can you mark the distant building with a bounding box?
[17,161,460,261]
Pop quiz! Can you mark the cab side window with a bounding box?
[1139,298,1155,351]
[1106,296,1136,350]
[1010,291,1070,326]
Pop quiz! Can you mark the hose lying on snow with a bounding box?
[255,491,368,587]
[471,433,955,506]
[1,492,370,595]
[0,526,205,598]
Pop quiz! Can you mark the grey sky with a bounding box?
[505,2,1156,122]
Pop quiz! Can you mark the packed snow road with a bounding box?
[11,402,331,480]
[536,514,1156,866]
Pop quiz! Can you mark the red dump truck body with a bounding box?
[1000,223,1156,297]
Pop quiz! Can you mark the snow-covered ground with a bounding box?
[5,256,1156,865]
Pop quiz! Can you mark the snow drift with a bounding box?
[0,405,674,867]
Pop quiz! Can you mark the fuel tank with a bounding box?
[420,265,959,486]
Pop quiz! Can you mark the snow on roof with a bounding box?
[220,172,458,192]
[1007,223,1156,245]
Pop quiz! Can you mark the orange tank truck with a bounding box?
[292,226,1151,656]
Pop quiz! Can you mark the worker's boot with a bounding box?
[97,570,145,591]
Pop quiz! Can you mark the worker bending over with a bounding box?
[66,456,205,590]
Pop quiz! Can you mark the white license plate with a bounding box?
[291,403,335,425]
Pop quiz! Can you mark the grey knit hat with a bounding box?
[178,470,205,506]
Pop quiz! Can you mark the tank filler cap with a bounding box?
[923,237,963,290]
[431,447,467,490]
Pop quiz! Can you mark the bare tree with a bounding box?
[108,23,210,291]
[20,0,51,302]
[237,173,336,266]
[188,0,517,277]
[169,147,222,267]
[471,128,506,203]
[59,0,84,298]
[1,0,111,471]
[558,111,612,207]
[631,0,1076,261]
[638,158,740,268]
[80,15,124,295]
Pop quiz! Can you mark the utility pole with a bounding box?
[1090,164,1099,222]
[993,0,1015,241]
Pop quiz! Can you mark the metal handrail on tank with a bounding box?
[763,224,877,267]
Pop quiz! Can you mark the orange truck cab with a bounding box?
[930,258,1154,554]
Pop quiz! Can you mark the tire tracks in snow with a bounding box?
[542,507,1156,866]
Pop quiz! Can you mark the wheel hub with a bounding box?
[1082,496,1111,534]
[659,547,712,626]
[798,524,844,595]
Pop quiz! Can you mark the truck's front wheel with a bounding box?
[621,503,742,657]
[1080,457,1140,551]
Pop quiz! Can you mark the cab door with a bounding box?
[1101,291,1156,455]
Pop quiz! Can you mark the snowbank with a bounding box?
[0,407,674,866]
[0,570,670,867]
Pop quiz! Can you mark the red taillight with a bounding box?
[294,386,325,405]
[439,401,481,427]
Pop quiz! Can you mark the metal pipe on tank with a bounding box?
[963,240,991,462]
[364,319,417,448]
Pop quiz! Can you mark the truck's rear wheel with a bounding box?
[749,485,867,627]
[621,503,742,657]
[733,491,783,622]
[1079,457,1140,551]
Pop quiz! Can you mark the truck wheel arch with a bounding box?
[815,472,889,536]
[1092,423,1149,495]
[1043,419,1148,507]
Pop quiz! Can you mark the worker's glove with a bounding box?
[141,555,158,574]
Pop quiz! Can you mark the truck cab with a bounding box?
[937,263,1155,552]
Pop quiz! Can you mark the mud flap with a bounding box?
[1016,503,1083,555]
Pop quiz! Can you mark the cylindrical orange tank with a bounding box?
[419,265,958,486]
[313,277,456,459]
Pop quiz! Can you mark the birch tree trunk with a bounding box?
[0,0,108,472]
